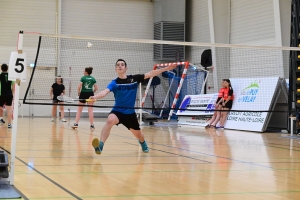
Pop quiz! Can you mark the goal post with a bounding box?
[140,62,190,121]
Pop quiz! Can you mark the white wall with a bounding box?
[229,0,285,79]
[1,0,154,117]
[61,0,153,39]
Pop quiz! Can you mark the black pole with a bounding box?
[204,66,207,94]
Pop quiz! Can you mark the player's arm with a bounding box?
[50,88,53,99]
[216,98,223,105]
[12,82,15,95]
[90,89,110,100]
[223,89,233,105]
[144,63,177,79]
[93,84,99,93]
[61,85,65,96]
[77,82,82,96]
[223,98,231,105]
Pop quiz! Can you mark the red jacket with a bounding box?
[218,88,225,98]
[223,87,234,100]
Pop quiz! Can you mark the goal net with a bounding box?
[141,62,208,120]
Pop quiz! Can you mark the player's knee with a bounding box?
[106,117,118,126]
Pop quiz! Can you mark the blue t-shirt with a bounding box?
[107,74,144,114]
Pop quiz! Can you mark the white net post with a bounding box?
[139,82,143,124]
[9,31,24,185]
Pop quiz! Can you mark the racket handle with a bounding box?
[86,99,96,102]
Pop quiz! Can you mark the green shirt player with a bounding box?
[80,75,96,93]
[89,59,177,154]
[72,67,98,129]
[0,64,15,128]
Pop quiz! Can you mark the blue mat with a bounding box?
[0,183,21,199]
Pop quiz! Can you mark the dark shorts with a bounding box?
[0,96,13,106]
[53,96,63,104]
[216,97,222,104]
[110,111,140,130]
[79,92,94,103]
[223,100,233,109]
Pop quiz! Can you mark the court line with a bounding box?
[21,121,281,169]
[10,162,231,166]
[146,127,300,151]
[28,190,300,199]
[0,147,83,200]
[116,136,273,169]
[13,168,300,175]
[67,127,276,168]
[127,141,211,163]
[30,124,292,168]
[11,161,300,168]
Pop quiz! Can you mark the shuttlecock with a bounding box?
[87,42,93,48]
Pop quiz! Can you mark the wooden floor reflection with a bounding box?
[0,117,300,199]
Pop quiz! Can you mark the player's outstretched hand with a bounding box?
[167,63,177,71]
[89,96,96,101]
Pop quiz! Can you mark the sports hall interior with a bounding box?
[0,0,300,199]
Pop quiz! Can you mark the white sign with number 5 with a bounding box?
[9,52,27,82]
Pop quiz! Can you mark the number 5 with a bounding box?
[15,58,24,73]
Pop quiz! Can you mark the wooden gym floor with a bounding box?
[0,117,300,199]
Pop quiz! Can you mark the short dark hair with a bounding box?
[1,64,8,72]
[115,59,127,67]
[85,67,93,75]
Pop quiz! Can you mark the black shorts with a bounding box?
[216,97,222,104]
[110,111,140,130]
[223,100,233,109]
[0,96,13,106]
[53,96,63,103]
[79,92,94,103]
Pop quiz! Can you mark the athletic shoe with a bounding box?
[61,118,67,122]
[71,123,78,129]
[139,140,149,153]
[92,138,103,155]
[205,124,210,129]
[0,119,5,124]
[216,126,224,129]
[51,118,54,122]
[90,124,95,129]
[8,124,12,129]
[210,125,217,129]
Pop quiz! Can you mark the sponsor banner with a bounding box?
[225,77,279,132]
[178,115,212,126]
[176,77,280,132]
[176,94,219,116]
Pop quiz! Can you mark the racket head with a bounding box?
[57,96,74,103]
